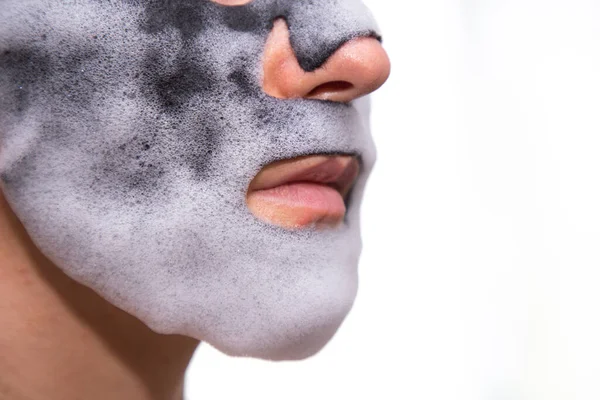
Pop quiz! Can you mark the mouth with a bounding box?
[246,154,360,230]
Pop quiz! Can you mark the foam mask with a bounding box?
[0,0,379,360]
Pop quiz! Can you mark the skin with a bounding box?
[0,0,390,398]
[1,0,386,357]
[0,193,197,400]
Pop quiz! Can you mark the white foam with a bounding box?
[0,0,378,360]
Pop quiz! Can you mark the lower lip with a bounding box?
[246,182,346,229]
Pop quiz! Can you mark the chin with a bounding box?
[196,275,358,361]
[212,311,349,361]
[134,242,361,361]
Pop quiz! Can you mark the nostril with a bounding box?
[306,81,354,99]
[262,18,390,103]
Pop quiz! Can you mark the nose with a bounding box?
[263,19,391,103]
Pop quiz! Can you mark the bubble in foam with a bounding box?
[0,0,378,360]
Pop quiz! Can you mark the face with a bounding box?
[0,0,387,360]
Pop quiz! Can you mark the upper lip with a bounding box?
[247,154,360,197]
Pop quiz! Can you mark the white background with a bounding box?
[186,1,600,399]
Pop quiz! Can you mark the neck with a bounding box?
[0,193,199,400]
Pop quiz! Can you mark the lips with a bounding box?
[246,155,359,229]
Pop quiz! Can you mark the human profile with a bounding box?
[0,0,390,398]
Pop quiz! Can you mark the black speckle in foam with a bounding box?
[253,103,277,128]
[138,0,210,40]
[142,49,216,112]
[131,0,268,37]
[92,132,168,201]
[52,49,100,107]
[226,64,255,96]
[221,5,264,32]
[0,48,51,115]
[180,124,219,180]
